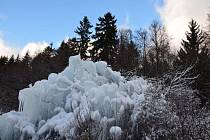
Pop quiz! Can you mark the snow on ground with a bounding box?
[0,55,149,140]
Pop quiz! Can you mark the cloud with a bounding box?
[20,41,49,57]
[0,35,48,57]
[156,0,210,49]
[0,38,19,57]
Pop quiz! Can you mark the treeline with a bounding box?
[0,12,210,112]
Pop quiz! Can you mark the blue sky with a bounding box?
[0,0,162,50]
[1,0,208,56]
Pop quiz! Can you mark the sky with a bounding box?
[0,0,209,56]
[158,0,210,50]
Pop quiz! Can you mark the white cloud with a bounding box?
[0,30,48,57]
[20,41,49,57]
[0,38,19,57]
[0,36,48,57]
[157,0,210,50]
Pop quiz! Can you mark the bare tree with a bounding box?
[149,21,170,76]
[150,21,161,76]
[135,28,149,76]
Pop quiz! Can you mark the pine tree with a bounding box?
[207,13,210,47]
[92,12,118,65]
[75,16,93,59]
[8,55,15,64]
[43,46,55,57]
[0,56,8,65]
[15,54,21,64]
[177,20,207,67]
[177,19,210,99]
[56,38,78,69]
[57,38,78,55]
[22,51,32,66]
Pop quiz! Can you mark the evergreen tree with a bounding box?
[92,12,118,65]
[57,38,78,55]
[56,38,78,69]
[8,55,15,64]
[43,46,55,57]
[0,56,8,65]
[207,13,210,46]
[31,46,56,81]
[177,19,210,99]
[22,51,32,66]
[75,16,93,59]
[177,20,207,67]
[32,46,55,66]
[15,54,21,64]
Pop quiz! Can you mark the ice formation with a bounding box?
[0,55,149,140]
[110,126,122,139]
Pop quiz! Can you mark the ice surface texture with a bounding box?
[0,55,148,140]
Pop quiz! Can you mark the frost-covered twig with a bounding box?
[166,65,198,95]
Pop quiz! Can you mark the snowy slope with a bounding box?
[0,55,149,140]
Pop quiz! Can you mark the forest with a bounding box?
[0,11,210,139]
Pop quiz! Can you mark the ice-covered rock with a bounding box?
[91,110,101,122]
[0,111,36,140]
[110,126,122,139]
[0,55,149,140]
